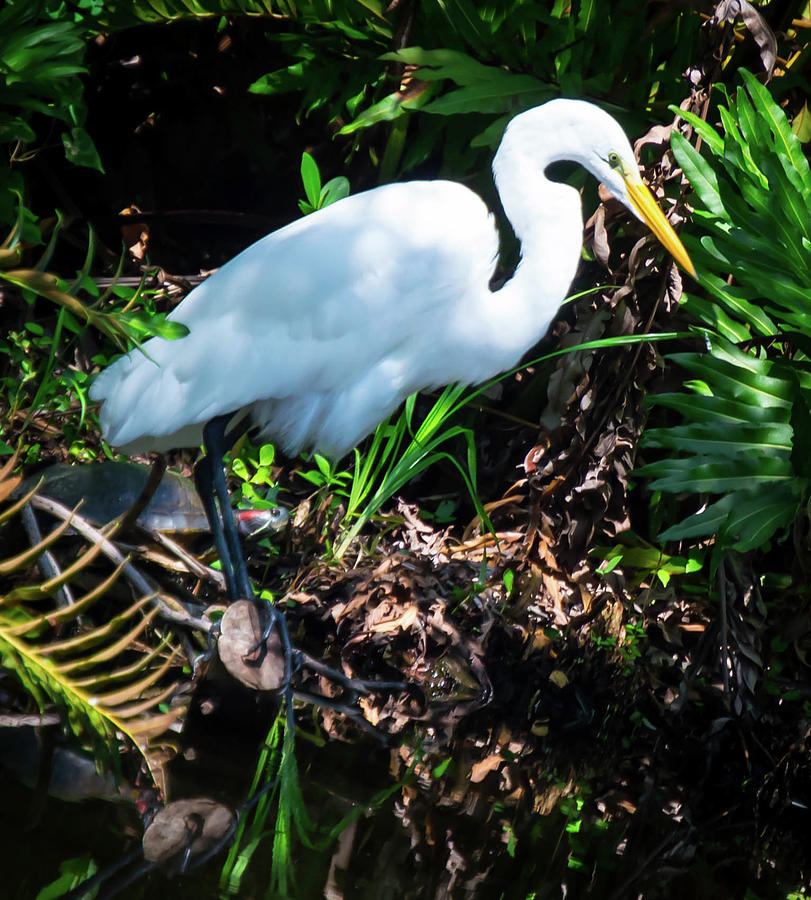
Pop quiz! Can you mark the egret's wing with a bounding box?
[91,181,499,451]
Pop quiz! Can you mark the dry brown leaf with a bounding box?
[470,753,504,783]
[369,605,419,634]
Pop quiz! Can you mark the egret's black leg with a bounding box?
[197,414,295,711]
[201,414,253,600]
[194,454,237,599]
[194,412,250,599]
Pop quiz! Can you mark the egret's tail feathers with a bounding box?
[90,347,211,452]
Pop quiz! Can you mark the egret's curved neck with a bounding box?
[478,118,586,365]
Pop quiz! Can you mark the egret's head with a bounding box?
[595,138,696,279]
[572,102,696,280]
[503,99,696,279]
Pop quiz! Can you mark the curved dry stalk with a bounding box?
[28,494,211,633]
[0,499,78,575]
[3,558,129,617]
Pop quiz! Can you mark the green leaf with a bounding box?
[428,0,490,51]
[422,78,550,117]
[380,47,496,85]
[686,267,776,335]
[734,89,770,173]
[658,483,799,552]
[669,106,724,156]
[62,126,104,172]
[723,484,800,551]
[642,72,810,555]
[299,152,321,210]
[658,493,737,543]
[249,61,307,96]
[665,351,794,407]
[680,293,751,343]
[639,454,791,494]
[648,392,790,427]
[320,176,350,208]
[670,132,725,217]
[740,69,811,190]
[338,83,434,136]
[644,421,792,456]
[314,454,331,478]
[121,312,189,340]
[0,114,36,143]
[792,102,811,144]
[259,443,275,467]
[36,856,98,900]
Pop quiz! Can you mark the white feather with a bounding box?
[91,100,674,458]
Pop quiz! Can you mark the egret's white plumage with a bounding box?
[91,100,693,457]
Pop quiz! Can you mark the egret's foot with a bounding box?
[191,621,221,679]
[175,812,205,875]
[217,600,415,739]
[143,798,237,875]
[244,612,409,701]
[217,600,289,693]
[295,649,410,702]
[243,599,293,686]
[292,689,401,744]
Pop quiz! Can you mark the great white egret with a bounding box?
[91,98,694,606]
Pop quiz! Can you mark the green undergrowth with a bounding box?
[637,70,811,566]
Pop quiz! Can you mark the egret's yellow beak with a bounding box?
[623,173,696,279]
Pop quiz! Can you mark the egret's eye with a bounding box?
[607,151,622,169]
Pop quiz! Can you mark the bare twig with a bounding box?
[29,495,211,634]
